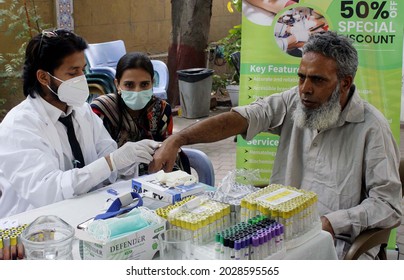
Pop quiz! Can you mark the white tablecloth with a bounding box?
[284,230,337,260]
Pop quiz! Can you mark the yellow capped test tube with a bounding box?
[0,238,3,260]
[240,200,247,222]
[223,205,231,228]
[10,235,17,260]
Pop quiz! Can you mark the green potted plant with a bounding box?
[219,0,242,106]
[220,24,241,106]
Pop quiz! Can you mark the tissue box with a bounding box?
[79,220,166,260]
[132,174,208,204]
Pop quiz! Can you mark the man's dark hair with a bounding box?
[302,31,358,79]
[23,29,88,97]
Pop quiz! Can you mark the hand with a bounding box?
[109,139,160,171]
[321,216,335,239]
[148,138,180,173]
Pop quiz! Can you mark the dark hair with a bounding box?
[23,29,88,97]
[114,52,155,139]
[115,52,154,82]
[302,31,358,79]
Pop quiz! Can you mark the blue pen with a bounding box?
[107,188,118,196]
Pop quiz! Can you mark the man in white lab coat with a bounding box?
[0,29,158,218]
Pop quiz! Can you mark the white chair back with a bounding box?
[85,40,126,78]
[151,60,169,100]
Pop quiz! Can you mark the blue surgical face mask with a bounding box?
[87,207,162,242]
[120,88,153,110]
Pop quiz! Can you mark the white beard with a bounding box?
[293,84,341,131]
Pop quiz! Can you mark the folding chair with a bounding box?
[85,40,126,79]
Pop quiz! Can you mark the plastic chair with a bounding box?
[85,74,116,104]
[181,147,215,186]
[87,83,106,103]
[230,51,241,77]
[86,72,116,93]
[343,222,401,260]
[341,159,404,260]
[85,40,126,79]
[151,60,169,100]
[85,76,114,94]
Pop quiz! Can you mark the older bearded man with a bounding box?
[149,31,402,259]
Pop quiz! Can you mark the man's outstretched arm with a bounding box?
[149,111,248,172]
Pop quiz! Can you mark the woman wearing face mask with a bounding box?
[91,52,190,175]
[0,30,158,219]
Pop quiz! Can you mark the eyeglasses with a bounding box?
[37,28,73,57]
[41,29,59,38]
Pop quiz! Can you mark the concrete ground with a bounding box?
[173,106,404,260]
[173,106,236,187]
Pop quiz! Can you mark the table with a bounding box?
[0,180,338,260]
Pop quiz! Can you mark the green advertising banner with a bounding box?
[238,0,403,185]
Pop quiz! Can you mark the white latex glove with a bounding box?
[291,23,309,42]
[109,139,160,171]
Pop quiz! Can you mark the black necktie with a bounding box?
[59,114,85,168]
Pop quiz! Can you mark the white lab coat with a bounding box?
[0,170,32,218]
[0,95,118,218]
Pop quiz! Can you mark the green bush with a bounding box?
[0,0,47,96]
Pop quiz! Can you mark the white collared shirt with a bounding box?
[40,96,79,170]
